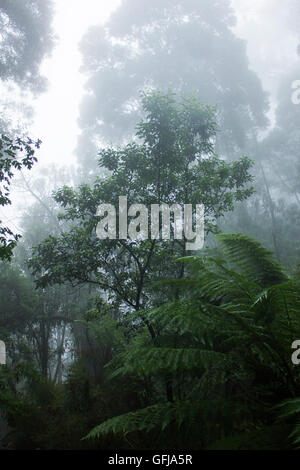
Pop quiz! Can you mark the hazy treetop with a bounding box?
[0,0,55,93]
[77,0,268,168]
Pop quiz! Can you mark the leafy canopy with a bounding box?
[0,0,54,92]
[30,91,253,322]
[77,0,268,168]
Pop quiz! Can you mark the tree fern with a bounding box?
[108,347,225,378]
[84,234,300,449]
[217,233,287,287]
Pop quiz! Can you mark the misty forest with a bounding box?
[1,0,300,451]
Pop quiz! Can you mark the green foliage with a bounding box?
[276,398,300,448]
[0,262,36,336]
[4,0,300,453]
[217,233,288,286]
[85,401,194,439]
[3,231,300,449]
[29,91,254,319]
[0,134,40,259]
[84,233,300,449]
[108,347,225,377]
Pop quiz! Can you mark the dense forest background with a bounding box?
[1,0,300,450]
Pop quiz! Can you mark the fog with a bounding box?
[1,0,300,452]
[7,0,300,171]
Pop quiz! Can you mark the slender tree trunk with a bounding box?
[40,319,49,378]
[54,323,66,383]
[259,161,281,261]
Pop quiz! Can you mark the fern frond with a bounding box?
[84,399,209,440]
[217,233,287,287]
[108,347,225,378]
[84,401,186,439]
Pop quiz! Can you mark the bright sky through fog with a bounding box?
[231,0,298,96]
[31,0,120,169]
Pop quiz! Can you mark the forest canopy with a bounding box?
[0,0,300,453]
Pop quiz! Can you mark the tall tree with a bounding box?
[77,0,268,168]
[236,67,300,265]
[30,91,254,330]
[0,0,54,91]
[0,0,55,136]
